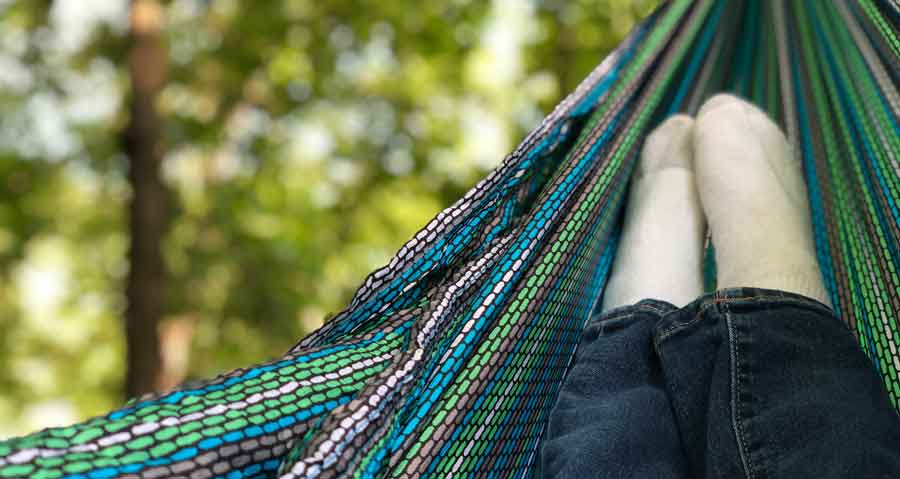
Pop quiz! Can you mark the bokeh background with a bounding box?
[0,0,657,437]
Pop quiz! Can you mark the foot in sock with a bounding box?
[602,115,706,311]
[692,94,830,306]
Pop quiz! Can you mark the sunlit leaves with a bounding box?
[0,0,659,436]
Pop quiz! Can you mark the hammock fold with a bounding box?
[2,0,899,477]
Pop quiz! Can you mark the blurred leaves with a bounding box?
[0,0,658,436]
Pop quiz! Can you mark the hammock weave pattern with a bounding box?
[2,0,899,477]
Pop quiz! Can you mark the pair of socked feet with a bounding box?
[602,94,829,311]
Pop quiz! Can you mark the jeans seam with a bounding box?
[594,312,635,323]
[655,302,716,346]
[727,306,755,479]
[639,304,668,314]
[714,295,833,316]
[627,303,671,315]
[652,341,692,460]
[592,304,668,325]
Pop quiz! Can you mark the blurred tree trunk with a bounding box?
[122,0,170,398]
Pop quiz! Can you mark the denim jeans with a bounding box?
[542,288,900,479]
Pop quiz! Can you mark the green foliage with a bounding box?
[0,0,658,436]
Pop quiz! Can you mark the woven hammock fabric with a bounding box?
[2,0,899,477]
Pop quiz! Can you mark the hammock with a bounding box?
[2,0,899,477]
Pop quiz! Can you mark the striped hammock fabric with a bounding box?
[2,0,899,477]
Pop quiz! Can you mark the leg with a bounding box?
[655,288,900,479]
[675,94,900,478]
[543,116,703,478]
[542,303,690,479]
[692,94,830,306]
[603,115,706,310]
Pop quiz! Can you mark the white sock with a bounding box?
[602,115,706,311]
[693,94,830,306]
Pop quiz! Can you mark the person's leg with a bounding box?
[542,302,689,478]
[691,93,830,307]
[657,94,900,478]
[602,115,706,310]
[655,289,900,479]
[543,116,702,479]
